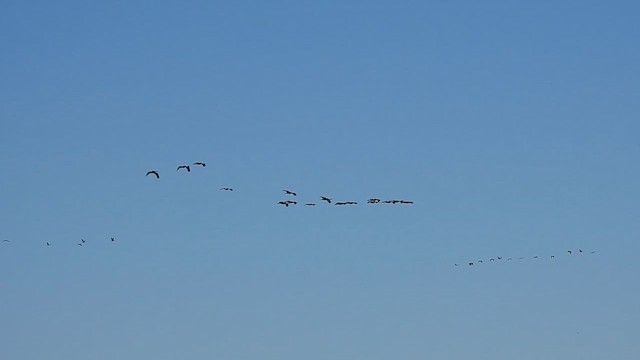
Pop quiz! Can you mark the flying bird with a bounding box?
[2,239,9,242]
[320,196,332,203]
[81,239,86,243]
[111,237,115,242]
[193,162,206,167]
[367,198,381,204]
[177,165,191,172]
[220,187,233,191]
[146,170,160,178]
[278,201,291,207]
[399,200,414,204]
[283,190,297,196]
[567,250,572,254]
[304,203,316,206]
[46,242,50,246]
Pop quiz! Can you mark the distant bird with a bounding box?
[283,190,297,196]
[146,170,160,178]
[220,187,233,191]
[478,260,483,263]
[278,201,291,207]
[2,239,9,242]
[111,237,115,242]
[399,200,414,204]
[468,262,474,266]
[77,243,83,246]
[177,165,191,172]
[551,255,555,259]
[534,256,539,259]
[507,257,513,261]
[46,242,50,246]
[497,256,502,260]
[590,251,595,254]
[320,196,332,203]
[490,258,495,262]
[345,201,358,205]
[304,203,316,206]
[567,250,572,254]
[81,239,86,244]
[193,162,206,167]
[284,200,297,205]
[579,249,583,253]
[335,202,347,205]
[367,198,381,204]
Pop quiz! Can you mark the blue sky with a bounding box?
[1,1,639,359]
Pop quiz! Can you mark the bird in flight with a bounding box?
[304,203,316,206]
[278,201,293,207]
[320,196,332,203]
[46,242,50,246]
[146,170,160,178]
[81,238,86,244]
[567,250,572,254]
[283,190,297,196]
[193,162,206,167]
[2,239,9,242]
[399,200,414,204]
[111,237,115,242]
[220,187,233,191]
[367,198,381,204]
[177,165,191,172]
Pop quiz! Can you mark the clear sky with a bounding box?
[1,1,639,359]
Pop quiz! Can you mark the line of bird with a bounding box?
[277,190,414,207]
[1,237,116,247]
[145,167,413,205]
[145,161,207,178]
[455,248,596,267]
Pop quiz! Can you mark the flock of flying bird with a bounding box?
[145,162,415,207]
[455,248,596,268]
[3,161,599,264]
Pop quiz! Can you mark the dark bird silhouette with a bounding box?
[111,237,115,242]
[177,165,191,172]
[278,201,291,207]
[399,200,414,204]
[146,170,160,178]
[468,262,474,266]
[304,203,316,206]
[345,201,358,205]
[81,239,86,243]
[335,202,347,205]
[490,258,495,262]
[220,187,233,191]
[567,250,572,254]
[478,260,483,263]
[551,255,555,259]
[77,243,83,246]
[534,256,539,259]
[320,196,332,203]
[283,190,297,196]
[497,256,502,260]
[591,251,596,254]
[193,162,206,167]
[46,242,50,246]
[284,200,297,205]
[2,239,9,242]
[367,198,381,204]
[579,249,583,253]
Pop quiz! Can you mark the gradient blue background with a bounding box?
[1,1,639,359]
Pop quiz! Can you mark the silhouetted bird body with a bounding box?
[283,190,297,196]
[146,170,160,178]
[220,187,233,191]
[177,165,191,172]
[320,196,332,203]
[193,162,206,167]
